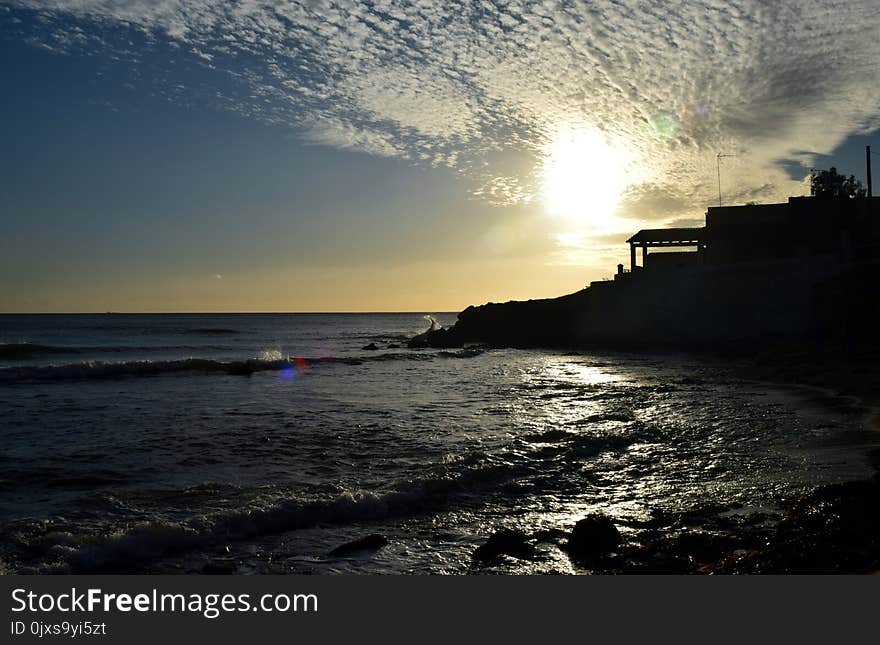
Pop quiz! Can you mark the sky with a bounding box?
[1,1,879,313]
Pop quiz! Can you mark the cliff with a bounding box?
[411,255,880,351]
[410,288,593,348]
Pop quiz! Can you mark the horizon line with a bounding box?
[0,310,461,315]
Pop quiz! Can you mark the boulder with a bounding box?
[328,534,388,557]
[408,328,463,348]
[474,529,535,562]
[566,514,621,559]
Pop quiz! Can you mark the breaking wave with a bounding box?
[10,452,529,573]
[0,401,658,573]
[0,343,238,360]
[0,349,485,383]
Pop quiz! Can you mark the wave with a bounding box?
[0,357,327,383]
[67,489,425,573]
[0,343,81,360]
[0,349,485,383]
[3,416,644,573]
[94,344,234,352]
[438,348,483,359]
[0,343,240,360]
[0,456,513,572]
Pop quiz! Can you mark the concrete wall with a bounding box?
[577,255,847,344]
[645,251,702,271]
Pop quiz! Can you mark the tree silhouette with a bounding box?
[810,167,866,198]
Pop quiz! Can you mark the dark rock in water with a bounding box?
[407,327,463,348]
[328,534,388,557]
[202,560,237,575]
[566,514,621,560]
[718,477,880,574]
[621,530,737,573]
[361,343,379,351]
[387,343,400,349]
[627,550,692,574]
[407,317,464,349]
[671,531,734,564]
[474,529,535,562]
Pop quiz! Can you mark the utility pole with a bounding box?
[716,153,735,207]
[867,145,873,198]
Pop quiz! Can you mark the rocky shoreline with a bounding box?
[411,298,880,573]
[409,290,593,349]
[502,344,880,573]
[468,472,880,573]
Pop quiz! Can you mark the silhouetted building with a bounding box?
[705,197,880,265]
[582,196,880,343]
[421,195,880,350]
[625,197,880,272]
[626,227,705,271]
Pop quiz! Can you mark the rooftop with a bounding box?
[626,227,705,245]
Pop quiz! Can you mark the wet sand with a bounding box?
[742,341,880,429]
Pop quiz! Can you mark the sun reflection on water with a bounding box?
[540,358,623,386]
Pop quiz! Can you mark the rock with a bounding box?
[671,531,732,563]
[566,514,621,560]
[328,534,388,557]
[474,529,535,562]
[408,327,463,349]
[387,343,400,349]
[361,343,379,351]
[202,560,237,574]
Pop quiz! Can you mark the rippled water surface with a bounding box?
[0,314,874,574]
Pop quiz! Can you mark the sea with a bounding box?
[0,313,876,574]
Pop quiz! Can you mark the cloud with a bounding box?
[472,175,533,207]
[617,183,697,222]
[5,0,880,223]
[354,68,479,141]
[301,114,400,158]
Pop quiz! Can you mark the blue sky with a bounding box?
[1,1,878,312]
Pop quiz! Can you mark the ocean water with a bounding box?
[0,313,875,574]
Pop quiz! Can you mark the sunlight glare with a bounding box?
[541,127,631,229]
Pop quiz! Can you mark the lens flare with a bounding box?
[279,363,297,380]
[279,356,310,381]
[649,110,680,139]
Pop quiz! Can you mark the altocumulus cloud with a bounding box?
[5,0,880,221]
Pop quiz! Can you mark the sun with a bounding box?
[540,126,631,229]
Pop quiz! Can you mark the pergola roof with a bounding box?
[626,227,705,245]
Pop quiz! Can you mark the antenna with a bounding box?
[868,145,873,198]
[716,153,736,207]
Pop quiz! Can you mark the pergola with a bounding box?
[626,227,705,271]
